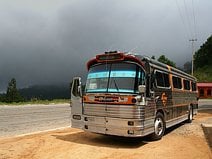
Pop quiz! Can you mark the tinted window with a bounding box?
[155,71,170,88]
[183,79,190,90]
[191,82,197,91]
[172,76,182,89]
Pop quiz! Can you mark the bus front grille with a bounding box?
[84,103,144,119]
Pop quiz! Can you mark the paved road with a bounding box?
[0,99,211,137]
[0,104,71,137]
[198,99,212,110]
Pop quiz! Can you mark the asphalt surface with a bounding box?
[0,99,211,137]
[198,99,212,110]
[0,104,71,137]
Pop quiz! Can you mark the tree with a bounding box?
[5,78,24,103]
[151,55,156,60]
[194,35,212,69]
[193,35,212,82]
[157,55,176,67]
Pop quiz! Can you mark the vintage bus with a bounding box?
[71,51,198,140]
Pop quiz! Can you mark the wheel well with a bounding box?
[156,109,165,117]
[156,109,166,127]
[189,104,194,112]
[189,104,194,114]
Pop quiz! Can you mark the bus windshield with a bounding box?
[85,62,145,93]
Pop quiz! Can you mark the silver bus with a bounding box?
[71,51,198,140]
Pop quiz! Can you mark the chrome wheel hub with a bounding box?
[155,118,164,136]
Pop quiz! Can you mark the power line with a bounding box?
[191,0,197,39]
[175,0,198,76]
[175,0,198,39]
[183,0,193,38]
[175,0,191,39]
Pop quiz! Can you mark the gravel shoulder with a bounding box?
[0,110,211,159]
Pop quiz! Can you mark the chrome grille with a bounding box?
[84,103,144,119]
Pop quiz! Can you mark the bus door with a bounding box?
[71,77,83,129]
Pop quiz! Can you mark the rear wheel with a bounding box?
[151,112,165,140]
[187,106,193,123]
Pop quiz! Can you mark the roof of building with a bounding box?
[197,82,212,87]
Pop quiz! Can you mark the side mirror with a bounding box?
[138,85,146,94]
[71,77,82,97]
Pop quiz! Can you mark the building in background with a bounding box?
[197,83,212,98]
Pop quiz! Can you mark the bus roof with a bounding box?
[86,51,196,81]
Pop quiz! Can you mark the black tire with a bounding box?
[187,106,193,123]
[151,112,166,140]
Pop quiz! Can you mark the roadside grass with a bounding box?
[0,99,70,106]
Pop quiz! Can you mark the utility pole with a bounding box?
[189,39,197,76]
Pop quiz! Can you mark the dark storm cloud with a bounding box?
[0,0,211,91]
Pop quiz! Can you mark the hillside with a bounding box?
[19,84,70,100]
[194,65,212,82]
[194,35,212,82]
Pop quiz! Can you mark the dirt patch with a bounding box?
[0,112,212,159]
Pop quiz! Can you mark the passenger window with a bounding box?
[172,76,182,89]
[155,71,170,88]
[191,82,197,91]
[183,79,190,90]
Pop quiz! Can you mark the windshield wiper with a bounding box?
[113,78,119,92]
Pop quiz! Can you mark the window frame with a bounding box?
[172,76,182,89]
[155,70,171,89]
[85,61,145,94]
[191,82,197,91]
[183,79,191,91]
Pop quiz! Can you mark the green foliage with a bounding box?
[151,55,156,60]
[157,55,176,67]
[194,65,212,82]
[0,94,6,102]
[194,35,212,69]
[5,78,24,103]
[193,35,212,82]
[19,84,70,100]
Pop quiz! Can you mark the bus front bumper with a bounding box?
[71,115,154,137]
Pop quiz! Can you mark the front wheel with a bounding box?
[151,112,166,140]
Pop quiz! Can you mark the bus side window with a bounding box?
[155,71,170,88]
[191,82,197,91]
[183,79,190,90]
[172,76,182,89]
[138,69,145,85]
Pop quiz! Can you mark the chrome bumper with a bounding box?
[71,115,154,137]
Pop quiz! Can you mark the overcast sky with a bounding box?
[0,0,211,91]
